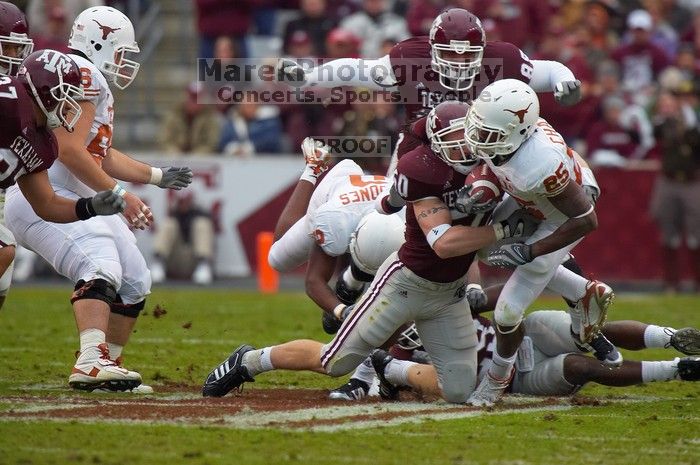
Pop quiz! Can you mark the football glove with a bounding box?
[455,185,498,215]
[488,243,533,267]
[554,80,582,107]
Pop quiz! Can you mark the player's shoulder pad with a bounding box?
[390,36,430,60]
[396,145,452,201]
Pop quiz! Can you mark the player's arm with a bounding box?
[278,55,397,90]
[103,147,193,190]
[529,60,581,106]
[529,181,597,259]
[16,169,124,223]
[413,197,498,259]
[304,243,342,313]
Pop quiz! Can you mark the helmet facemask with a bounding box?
[431,41,483,91]
[0,33,33,76]
[397,323,422,351]
[465,106,519,160]
[429,114,477,172]
[101,44,140,90]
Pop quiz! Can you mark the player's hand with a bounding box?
[466,283,488,312]
[455,185,498,215]
[123,192,153,230]
[300,137,331,182]
[495,209,539,240]
[88,190,126,216]
[554,80,582,106]
[158,166,193,190]
[276,58,306,86]
[488,243,533,267]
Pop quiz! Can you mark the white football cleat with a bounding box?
[192,261,213,285]
[576,280,615,343]
[69,343,142,392]
[468,370,512,407]
[150,259,165,284]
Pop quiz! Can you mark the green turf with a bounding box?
[1,287,699,465]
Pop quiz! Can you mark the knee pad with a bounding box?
[71,279,117,306]
[110,294,145,318]
[439,362,476,404]
[494,302,524,331]
[323,352,365,377]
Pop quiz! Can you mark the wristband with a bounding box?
[573,204,594,219]
[75,197,96,221]
[333,303,346,320]
[149,167,163,185]
[426,223,451,248]
[493,222,505,241]
[112,182,127,197]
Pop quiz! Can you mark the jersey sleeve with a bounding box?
[76,65,102,104]
[394,147,450,202]
[308,204,358,257]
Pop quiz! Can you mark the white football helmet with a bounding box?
[465,79,539,159]
[68,6,140,89]
[350,211,405,276]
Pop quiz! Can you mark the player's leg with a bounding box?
[0,224,16,310]
[414,286,479,404]
[202,253,411,397]
[650,177,683,292]
[191,216,215,284]
[150,217,180,283]
[682,180,700,290]
[267,216,314,272]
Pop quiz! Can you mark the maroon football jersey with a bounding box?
[394,144,491,283]
[389,37,534,122]
[474,315,496,375]
[0,76,57,189]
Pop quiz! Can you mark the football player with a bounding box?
[0,1,34,308]
[201,100,537,403]
[462,79,616,406]
[5,7,192,393]
[267,138,399,334]
[371,312,700,400]
[0,50,126,311]
[277,8,583,174]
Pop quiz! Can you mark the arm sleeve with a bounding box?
[528,60,576,93]
[303,55,397,90]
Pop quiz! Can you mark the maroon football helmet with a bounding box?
[0,1,33,76]
[426,100,476,173]
[429,9,485,91]
[17,50,83,131]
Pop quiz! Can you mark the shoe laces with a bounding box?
[663,327,675,349]
[96,343,117,366]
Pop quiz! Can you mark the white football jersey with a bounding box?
[306,160,391,256]
[484,119,584,225]
[47,53,114,197]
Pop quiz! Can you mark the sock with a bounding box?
[107,342,123,360]
[349,357,376,385]
[569,308,583,340]
[547,266,588,302]
[385,359,415,386]
[242,347,274,377]
[79,328,106,355]
[641,359,679,382]
[644,325,675,349]
[489,350,517,380]
[342,268,364,291]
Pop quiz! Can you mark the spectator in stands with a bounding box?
[612,9,671,95]
[283,0,336,56]
[214,35,239,61]
[326,28,362,59]
[219,91,283,156]
[473,0,551,50]
[585,95,653,166]
[159,82,222,155]
[31,4,71,53]
[195,0,251,58]
[650,89,700,293]
[406,0,445,36]
[150,191,215,285]
[630,2,680,59]
[340,0,409,58]
[28,0,102,42]
[580,0,620,64]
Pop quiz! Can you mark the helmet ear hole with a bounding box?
[94,43,102,51]
[520,129,526,135]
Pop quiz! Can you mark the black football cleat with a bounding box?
[328,378,370,400]
[677,357,700,381]
[370,349,400,400]
[670,328,700,355]
[322,311,343,335]
[202,344,255,397]
[587,332,623,367]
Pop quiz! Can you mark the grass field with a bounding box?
[0,287,698,465]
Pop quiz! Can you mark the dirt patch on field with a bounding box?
[0,388,574,430]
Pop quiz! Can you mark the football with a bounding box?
[465,163,504,205]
